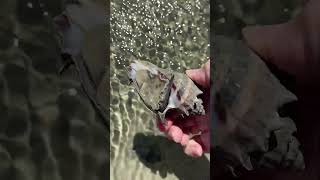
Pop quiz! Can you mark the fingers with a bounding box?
[166,124,203,157]
[180,134,189,146]
[184,139,203,157]
[157,119,173,132]
[186,69,206,87]
[186,60,210,88]
[167,125,183,143]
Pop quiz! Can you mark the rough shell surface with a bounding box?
[128,61,205,122]
[212,36,305,175]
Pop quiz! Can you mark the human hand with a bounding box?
[157,60,210,157]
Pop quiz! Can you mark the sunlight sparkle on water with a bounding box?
[111,0,209,70]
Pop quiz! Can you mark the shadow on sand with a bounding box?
[133,133,210,180]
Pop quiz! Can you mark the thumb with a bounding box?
[186,61,210,88]
[186,68,207,87]
[242,23,304,76]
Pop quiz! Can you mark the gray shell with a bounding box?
[212,36,305,175]
[128,61,205,123]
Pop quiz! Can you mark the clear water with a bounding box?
[110,0,209,179]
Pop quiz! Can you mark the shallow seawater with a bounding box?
[110,0,209,179]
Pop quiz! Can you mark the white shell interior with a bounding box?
[163,86,181,114]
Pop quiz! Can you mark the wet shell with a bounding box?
[212,36,304,176]
[128,60,205,123]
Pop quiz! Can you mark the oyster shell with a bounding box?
[128,60,205,123]
[212,35,305,175]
